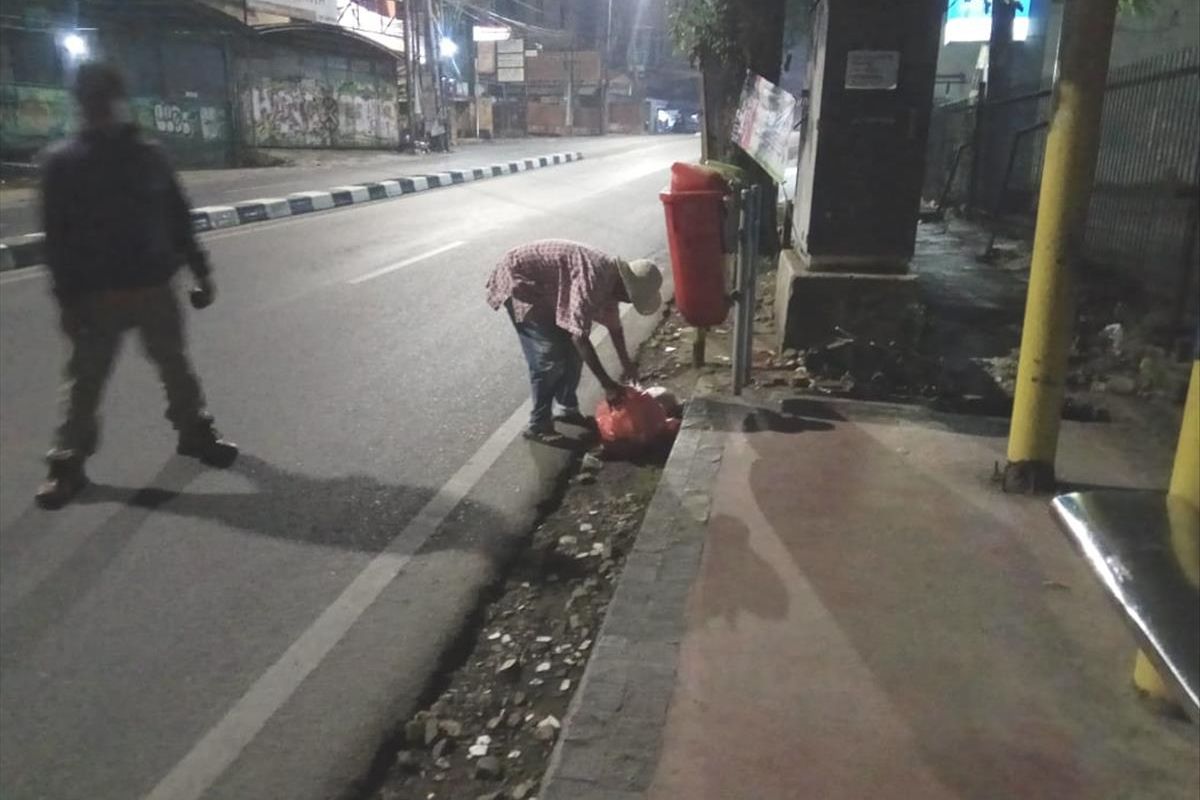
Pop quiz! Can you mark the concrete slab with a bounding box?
[287,191,335,212]
[775,247,921,350]
[328,185,371,205]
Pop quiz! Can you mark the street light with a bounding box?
[439,37,458,59]
[60,32,89,60]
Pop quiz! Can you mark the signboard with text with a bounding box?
[497,38,525,83]
[248,0,338,23]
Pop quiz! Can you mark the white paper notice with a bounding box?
[845,50,901,91]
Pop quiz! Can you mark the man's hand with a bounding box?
[604,383,627,406]
[190,274,215,310]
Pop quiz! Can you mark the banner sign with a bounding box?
[731,72,796,184]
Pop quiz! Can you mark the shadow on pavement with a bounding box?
[697,513,789,626]
[0,453,434,671]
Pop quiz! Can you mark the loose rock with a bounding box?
[473,755,503,781]
[431,738,450,761]
[467,734,491,758]
[511,779,538,799]
[394,750,419,774]
[534,715,561,741]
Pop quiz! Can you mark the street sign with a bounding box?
[246,0,337,23]
[473,26,511,42]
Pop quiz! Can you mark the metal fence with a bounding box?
[925,48,1200,312]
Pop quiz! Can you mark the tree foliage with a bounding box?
[669,0,1158,67]
[666,0,807,68]
[666,0,736,66]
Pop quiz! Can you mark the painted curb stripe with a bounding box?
[235,199,291,224]
[288,191,335,213]
[3,152,588,272]
[398,177,429,193]
[192,206,239,232]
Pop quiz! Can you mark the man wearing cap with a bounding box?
[487,240,663,442]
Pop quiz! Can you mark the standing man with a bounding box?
[35,62,237,509]
[486,239,663,442]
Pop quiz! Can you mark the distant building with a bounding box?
[0,0,403,167]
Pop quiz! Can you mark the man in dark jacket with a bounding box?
[36,62,236,509]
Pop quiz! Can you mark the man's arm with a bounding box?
[40,154,71,298]
[602,315,638,383]
[572,333,625,404]
[158,150,210,282]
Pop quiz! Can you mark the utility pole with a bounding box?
[565,35,575,131]
[403,0,418,143]
[424,0,445,143]
[974,0,1017,211]
[600,0,613,135]
[1002,0,1119,491]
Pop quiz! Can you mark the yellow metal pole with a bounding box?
[1002,0,1119,492]
[1133,360,1199,707]
[1168,360,1200,510]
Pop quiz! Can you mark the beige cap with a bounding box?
[618,258,663,316]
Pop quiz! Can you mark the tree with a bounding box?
[667,0,795,252]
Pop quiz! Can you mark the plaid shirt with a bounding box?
[486,240,622,337]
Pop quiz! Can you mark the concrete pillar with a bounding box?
[775,0,943,351]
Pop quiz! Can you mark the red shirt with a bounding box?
[486,240,622,337]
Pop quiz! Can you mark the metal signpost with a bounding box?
[732,184,762,395]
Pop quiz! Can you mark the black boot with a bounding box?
[177,421,239,468]
[36,457,88,510]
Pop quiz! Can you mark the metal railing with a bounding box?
[924,48,1200,314]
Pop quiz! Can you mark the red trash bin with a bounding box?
[660,176,731,328]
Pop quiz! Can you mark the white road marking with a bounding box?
[347,241,467,285]
[139,302,639,800]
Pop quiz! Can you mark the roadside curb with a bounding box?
[187,150,583,234]
[0,233,45,272]
[539,396,730,800]
[0,151,584,273]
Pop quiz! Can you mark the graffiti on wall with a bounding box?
[0,85,73,153]
[149,103,225,142]
[0,84,228,161]
[244,77,398,148]
[154,103,194,137]
[200,107,223,142]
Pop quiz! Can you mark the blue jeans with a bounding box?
[506,301,582,428]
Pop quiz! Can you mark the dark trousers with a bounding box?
[506,301,582,428]
[50,283,208,461]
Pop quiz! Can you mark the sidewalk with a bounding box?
[542,393,1200,800]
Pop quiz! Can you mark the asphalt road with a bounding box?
[0,135,673,240]
[0,135,696,800]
